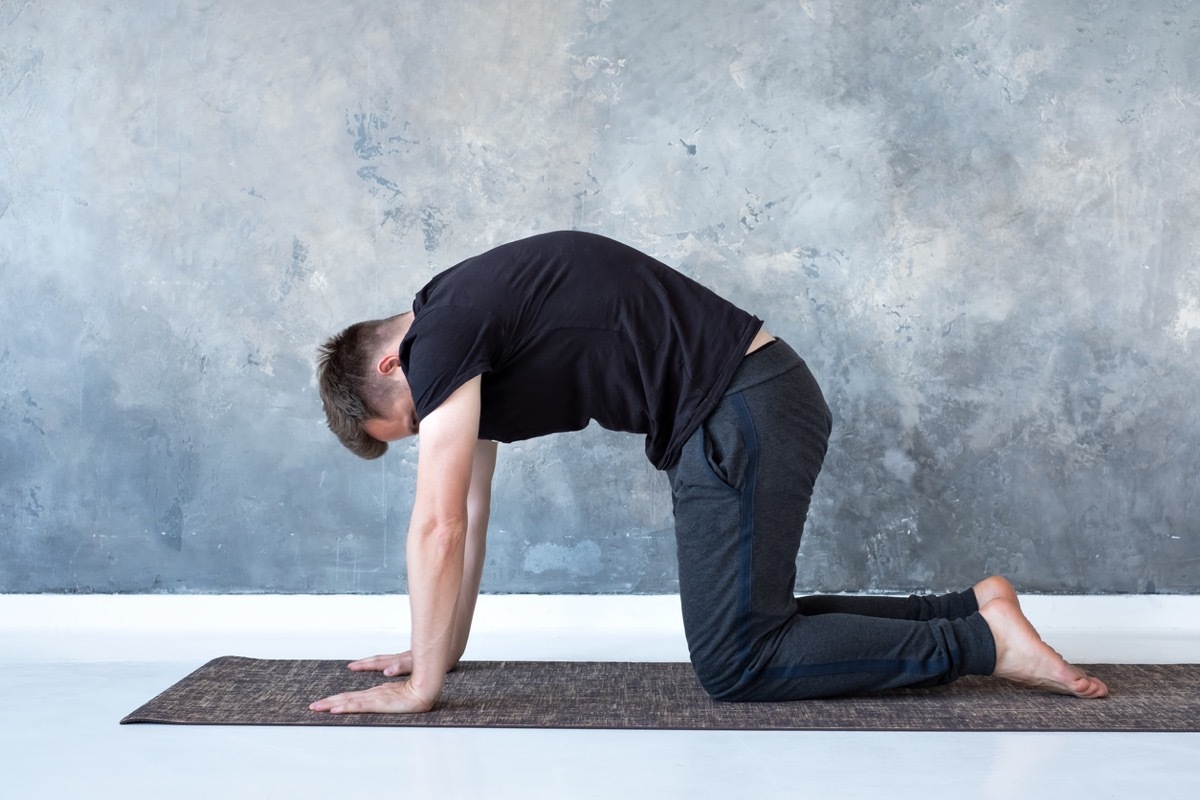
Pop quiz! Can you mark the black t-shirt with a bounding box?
[399,231,762,470]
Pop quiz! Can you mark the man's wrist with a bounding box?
[408,668,446,704]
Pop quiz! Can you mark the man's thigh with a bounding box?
[669,356,831,685]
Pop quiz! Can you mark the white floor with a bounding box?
[3,594,1200,800]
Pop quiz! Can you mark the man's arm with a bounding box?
[326,439,496,682]
[404,375,484,706]
[310,376,484,714]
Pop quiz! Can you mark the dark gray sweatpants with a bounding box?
[668,340,996,701]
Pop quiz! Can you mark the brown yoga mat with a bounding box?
[121,657,1200,731]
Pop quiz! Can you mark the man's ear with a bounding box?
[377,352,402,376]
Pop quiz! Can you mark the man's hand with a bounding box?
[308,678,435,715]
[347,651,414,678]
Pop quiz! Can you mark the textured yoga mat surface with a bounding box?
[121,657,1200,731]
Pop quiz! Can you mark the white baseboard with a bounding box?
[2,593,1199,665]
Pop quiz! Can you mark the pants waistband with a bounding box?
[724,338,805,396]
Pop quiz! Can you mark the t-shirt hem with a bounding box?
[652,316,764,471]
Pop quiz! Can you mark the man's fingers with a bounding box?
[309,689,381,713]
[347,652,413,674]
[346,655,390,671]
[308,693,347,712]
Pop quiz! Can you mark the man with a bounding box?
[310,231,1107,714]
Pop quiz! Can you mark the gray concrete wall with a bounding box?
[2,0,1198,594]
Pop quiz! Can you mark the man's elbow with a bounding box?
[411,515,469,556]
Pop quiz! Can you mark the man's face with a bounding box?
[364,335,420,443]
[362,397,420,442]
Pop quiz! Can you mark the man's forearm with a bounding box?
[448,510,489,662]
[406,516,468,701]
[447,438,496,664]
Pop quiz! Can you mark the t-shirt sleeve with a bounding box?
[400,305,502,420]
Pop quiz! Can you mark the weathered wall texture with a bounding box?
[2,0,1198,594]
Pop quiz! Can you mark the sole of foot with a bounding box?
[980,597,1108,699]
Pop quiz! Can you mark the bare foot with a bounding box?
[973,575,1021,609]
[979,597,1108,699]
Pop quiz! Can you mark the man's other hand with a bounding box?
[347,652,414,678]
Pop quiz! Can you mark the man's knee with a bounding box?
[693,654,836,703]
[690,652,757,702]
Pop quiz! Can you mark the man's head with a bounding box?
[317,312,416,459]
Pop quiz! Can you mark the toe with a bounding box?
[1073,675,1108,699]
